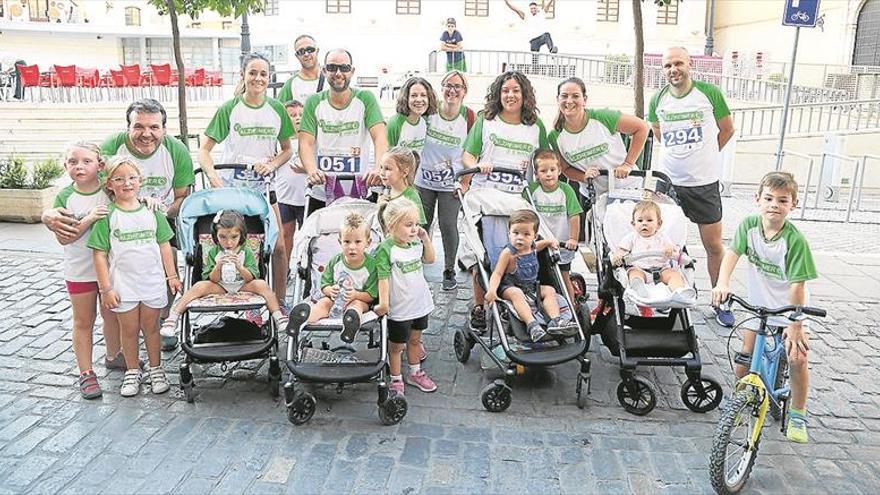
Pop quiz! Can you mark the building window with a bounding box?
[597,0,619,23]
[222,20,233,30]
[263,0,279,16]
[657,0,679,25]
[464,0,488,17]
[28,0,49,21]
[326,0,351,14]
[396,0,420,15]
[125,6,141,26]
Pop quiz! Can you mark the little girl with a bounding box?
[161,210,289,335]
[53,142,117,399]
[88,157,182,397]
[486,209,565,343]
[375,198,437,395]
[378,146,427,227]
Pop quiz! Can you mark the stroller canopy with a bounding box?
[176,187,278,256]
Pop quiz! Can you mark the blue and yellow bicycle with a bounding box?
[708,294,826,494]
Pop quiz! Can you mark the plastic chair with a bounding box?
[76,67,100,102]
[15,64,42,102]
[121,64,144,99]
[52,65,78,102]
[150,63,173,100]
[206,70,223,100]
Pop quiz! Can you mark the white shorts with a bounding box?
[112,296,168,314]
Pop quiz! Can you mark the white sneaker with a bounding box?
[120,369,142,397]
[147,366,170,394]
[673,287,697,304]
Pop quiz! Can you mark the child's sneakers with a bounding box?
[389,378,405,397]
[104,351,144,371]
[120,369,142,397]
[786,409,809,443]
[340,308,360,343]
[469,306,486,332]
[406,370,437,393]
[714,307,736,328]
[160,318,179,351]
[527,320,550,342]
[147,366,170,394]
[78,370,102,400]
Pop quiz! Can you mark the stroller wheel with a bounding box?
[681,377,723,413]
[179,364,196,404]
[481,380,512,413]
[378,395,408,426]
[617,377,656,416]
[453,329,474,364]
[287,392,317,425]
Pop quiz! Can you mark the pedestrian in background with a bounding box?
[440,18,467,72]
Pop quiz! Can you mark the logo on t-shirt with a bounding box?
[426,126,461,147]
[744,247,785,279]
[659,110,704,122]
[395,258,422,274]
[488,133,535,154]
[142,176,169,187]
[233,123,277,138]
[113,229,154,242]
[566,143,609,163]
[534,203,566,214]
[318,119,360,135]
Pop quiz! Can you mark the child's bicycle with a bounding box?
[708,294,826,494]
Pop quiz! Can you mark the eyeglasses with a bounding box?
[295,46,317,57]
[109,175,141,185]
[324,63,352,74]
[442,83,465,92]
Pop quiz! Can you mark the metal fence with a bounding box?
[731,99,880,140]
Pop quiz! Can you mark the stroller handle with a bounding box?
[588,168,673,184]
[195,163,252,174]
[454,166,525,181]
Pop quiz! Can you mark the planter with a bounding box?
[0,186,58,223]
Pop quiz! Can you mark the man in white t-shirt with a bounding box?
[277,34,324,104]
[505,0,558,53]
[648,46,735,326]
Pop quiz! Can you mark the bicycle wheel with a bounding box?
[769,353,789,421]
[709,389,761,495]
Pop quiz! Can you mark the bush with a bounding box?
[0,157,28,189]
[0,157,65,189]
[30,159,65,189]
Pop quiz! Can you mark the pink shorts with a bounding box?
[66,280,99,295]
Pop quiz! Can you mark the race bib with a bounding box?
[662,125,704,153]
[225,167,270,190]
[487,170,523,187]
[317,154,361,174]
[420,159,455,188]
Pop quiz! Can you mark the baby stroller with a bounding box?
[586,169,722,416]
[454,168,593,411]
[175,165,282,403]
[284,177,404,426]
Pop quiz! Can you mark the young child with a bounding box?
[88,157,182,397]
[378,146,427,227]
[612,200,694,304]
[522,149,583,303]
[486,209,565,343]
[712,172,817,443]
[161,210,289,335]
[53,142,116,399]
[277,100,306,268]
[288,212,377,343]
[375,198,437,395]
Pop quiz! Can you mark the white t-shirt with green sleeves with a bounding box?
[548,108,638,197]
[54,185,111,282]
[375,238,434,321]
[204,96,294,191]
[730,215,817,327]
[648,80,731,187]
[320,252,379,300]
[463,114,548,194]
[386,114,427,152]
[100,133,194,207]
[87,204,174,303]
[277,73,321,104]
[523,181,583,242]
[276,137,306,206]
[300,89,385,202]
[417,107,469,192]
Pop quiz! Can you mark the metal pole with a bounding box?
[240,11,251,62]
[704,0,716,56]
[775,26,800,171]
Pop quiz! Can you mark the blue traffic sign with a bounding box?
[783,0,821,28]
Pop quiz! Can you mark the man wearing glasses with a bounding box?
[299,49,387,211]
[277,34,324,104]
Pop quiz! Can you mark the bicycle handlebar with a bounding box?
[725,294,826,319]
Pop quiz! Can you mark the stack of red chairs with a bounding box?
[76,67,101,102]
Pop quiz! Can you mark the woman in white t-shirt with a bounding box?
[199,53,294,305]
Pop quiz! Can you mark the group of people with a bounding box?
[41,39,820,443]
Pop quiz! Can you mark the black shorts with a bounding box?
[387,314,429,344]
[278,202,304,226]
[674,181,722,225]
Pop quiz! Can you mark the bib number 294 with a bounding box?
[317,155,359,173]
[662,126,703,147]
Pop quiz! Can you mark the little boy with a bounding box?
[289,212,377,343]
[277,100,305,268]
[712,171,817,443]
[523,149,583,303]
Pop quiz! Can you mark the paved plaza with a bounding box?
[0,190,879,494]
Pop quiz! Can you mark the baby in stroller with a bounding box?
[611,199,695,305]
[485,209,569,343]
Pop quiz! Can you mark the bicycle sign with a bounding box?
[782,0,820,28]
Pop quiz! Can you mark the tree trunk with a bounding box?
[166,0,189,148]
[632,0,645,119]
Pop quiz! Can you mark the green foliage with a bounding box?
[0,157,64,189]
[0,157,28,189]
[146,0,264,19]
[30,159,65,189]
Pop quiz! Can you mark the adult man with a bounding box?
[42,98,195,348]
[648,46,736,327]
[277,34,323,104]
[504,0,558,53]
[299,49,387,211]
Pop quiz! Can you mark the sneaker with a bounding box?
[287,302,311,335]
[79,370,102,400]
[160,318,178,351]
[528,320,549,342]
[547,317,577,337]
[714,307,736,328]
[104,351,145,371]
[418,342,427,363]
[786,414,809,443]
[389,378,405,397]
[551,46,559,54]
[469,305,486,331]
[120,369,142,397]
[147,366,170,394]
[245,308,264,326]
[442,270,458,291]
[405,370,438,393]
[340,308,360,343]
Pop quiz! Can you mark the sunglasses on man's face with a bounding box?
[295,46,317,57]
[325,63,353,74]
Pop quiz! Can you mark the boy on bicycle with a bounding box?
[711,171,817,443]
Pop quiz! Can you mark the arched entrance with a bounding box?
[854,0,880,65]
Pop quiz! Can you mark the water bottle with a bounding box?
[221,250,237,284]
[329,272,351,319]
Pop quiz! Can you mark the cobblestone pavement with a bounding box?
[1,195,880,493]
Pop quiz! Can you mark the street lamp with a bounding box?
[240,10,251,61]
[704,0,716,55]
